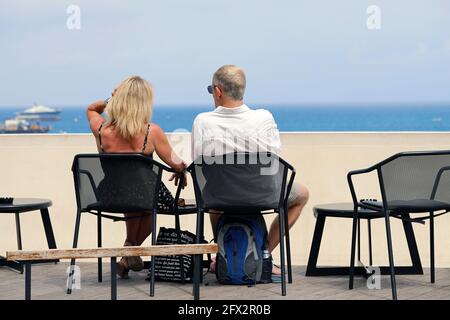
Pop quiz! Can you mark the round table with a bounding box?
[0,198,57,273]
[306,202,423,277]
[0,198,52,213]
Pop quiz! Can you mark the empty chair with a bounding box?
[347,150,450,300]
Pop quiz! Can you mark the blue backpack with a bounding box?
[215,215,272,285]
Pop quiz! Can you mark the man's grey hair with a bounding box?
[212,65,246,101]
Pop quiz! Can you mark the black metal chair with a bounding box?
[347,150,450,300]
[67,153,196,296]
[188,152,296,298]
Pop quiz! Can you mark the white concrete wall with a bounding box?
[1,133,450,267]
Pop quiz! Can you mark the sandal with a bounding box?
[272,263,282,276]
[117,257,130,279]
[127,256,144,272]
[209,257,216,273]
[122,241,144,272]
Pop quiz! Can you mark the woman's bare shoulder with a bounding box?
[149,123,170,147]
[88,115,105,136]
[150,123,164,137]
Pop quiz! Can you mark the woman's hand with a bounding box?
[169,171,188,189]
[87,100,108,114]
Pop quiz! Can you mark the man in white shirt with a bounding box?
[191,65,309,275]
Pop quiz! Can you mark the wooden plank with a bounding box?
[6,244,218,261]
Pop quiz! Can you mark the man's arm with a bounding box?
[191,116,203,162]
[262,111,282,155]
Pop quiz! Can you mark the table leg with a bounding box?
[0,256,23,273]
[40,208,57,249]
[402,214,423,275]
[306,213,423,277]
[15,212,23,250]
[111,257,117,300]
[305,214,326,276]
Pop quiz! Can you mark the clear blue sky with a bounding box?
[0,0,449,107]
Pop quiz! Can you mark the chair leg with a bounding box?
[193,254,201,301]
[67,210,82,294]
[199,210,205,284]
[349,209,358,290]
[384,211,397,300]
[150,210,157,297]
[357,218,361,262]
[278,210,287,296]
[193,209,204,299]
[284,207,293,284]
[430,211,435,284]
[98,213,102,283]
[175,213,186,284]
[368,219,373,266]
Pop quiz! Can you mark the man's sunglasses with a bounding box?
[207,85,217,94]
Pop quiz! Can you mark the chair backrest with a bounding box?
[379,151,450,203]
[189,153,294,212]
[72,153,163,213]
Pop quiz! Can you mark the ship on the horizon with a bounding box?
[0,118,50,134]
[15,103,61,121]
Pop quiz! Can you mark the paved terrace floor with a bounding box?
[1,264,450,300]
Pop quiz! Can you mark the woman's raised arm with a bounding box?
[86,100,107,135]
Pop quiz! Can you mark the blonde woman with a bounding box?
[87,76,187,279]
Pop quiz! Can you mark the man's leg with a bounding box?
[268,183,309,274]
[210,211,222,239]
[209,211,222,272]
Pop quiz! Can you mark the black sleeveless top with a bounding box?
[95,122,175,212]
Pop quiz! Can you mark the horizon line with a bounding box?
[1,101,450,109]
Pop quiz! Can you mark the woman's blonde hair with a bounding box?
[105,76,153,140]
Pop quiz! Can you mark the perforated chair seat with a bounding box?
[388,199,450,213]
[86,202,151,214]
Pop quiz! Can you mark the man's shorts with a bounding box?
[287,183,301,206]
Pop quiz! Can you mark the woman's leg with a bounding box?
[117,213,144,278]
[124,212,143,246]
[122,212,149,272]
[135,213,153,246]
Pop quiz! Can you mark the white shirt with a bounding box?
[191,104,281,160]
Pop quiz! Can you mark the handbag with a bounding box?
[148,227,207,283]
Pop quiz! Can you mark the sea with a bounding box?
[1,104,450,133]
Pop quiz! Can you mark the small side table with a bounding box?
[306,202,423,276]
[0,198,58,273]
